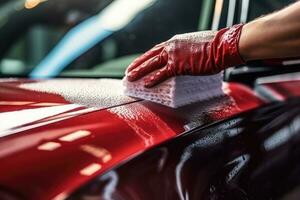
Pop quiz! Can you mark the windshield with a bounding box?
[0,0,293,78]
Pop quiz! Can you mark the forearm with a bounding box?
[239,1,300,61]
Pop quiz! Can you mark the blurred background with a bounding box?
[0,0,295,78]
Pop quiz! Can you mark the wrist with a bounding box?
[238,21,260,61]
[238,18,276,61]
[213,24,246,70]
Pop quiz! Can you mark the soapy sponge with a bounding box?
[123,73,224,108]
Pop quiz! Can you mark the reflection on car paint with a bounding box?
[80,163,103,176]
[69,98,300,200]
[0,104,81,136]
[80,144,112,163]
[256,72,300,101]
[0,101,63,106]
[0,105,97,137]
[59,130,92,142]
[37,141,62,151]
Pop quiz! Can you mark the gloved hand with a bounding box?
[126,24,246,88]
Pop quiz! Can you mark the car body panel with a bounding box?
[0,78,264,199]
[70,97,300,200]
[255,72,300,101]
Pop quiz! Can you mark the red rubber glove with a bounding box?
[126,24,246,88]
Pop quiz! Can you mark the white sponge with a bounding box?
[123,73,224,108]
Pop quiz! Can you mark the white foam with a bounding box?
[20,79,136,108]
[123,73,224,108]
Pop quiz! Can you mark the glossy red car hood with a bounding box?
[0,78,264,200]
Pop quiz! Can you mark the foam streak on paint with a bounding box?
[110,104,175,147]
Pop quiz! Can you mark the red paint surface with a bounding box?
[0,79,264,199]
[255,73,300,101]
[259,81,300,101]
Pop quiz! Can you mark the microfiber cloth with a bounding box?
[123,73,224,108]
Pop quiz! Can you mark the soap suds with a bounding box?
[20,79,136,108]
[169,31,217,44]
